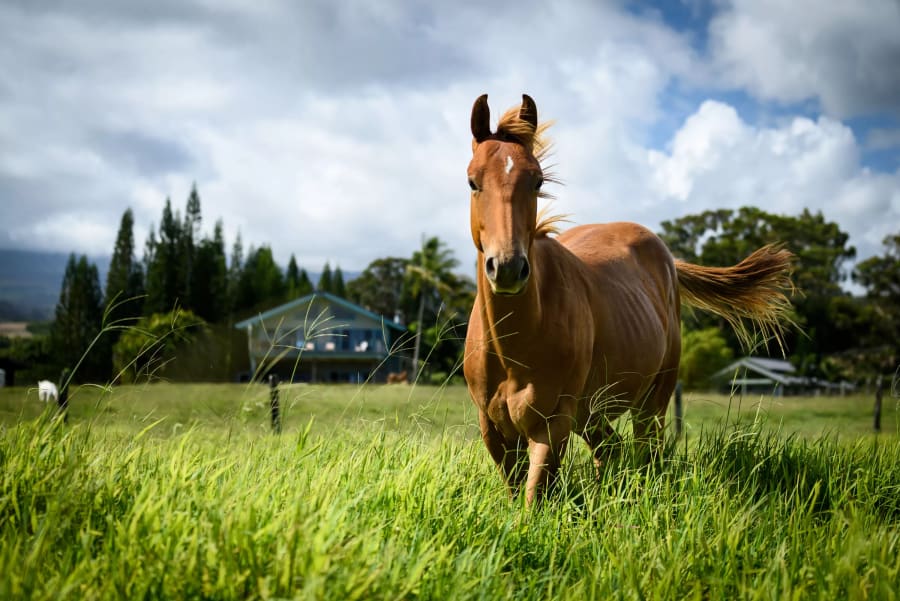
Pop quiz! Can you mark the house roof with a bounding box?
[234,291,407,332]
[713,356,806,386]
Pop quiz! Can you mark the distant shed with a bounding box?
[712,357,855,396]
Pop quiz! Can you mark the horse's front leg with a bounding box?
[524,414,572,505]
[479,411,528,494]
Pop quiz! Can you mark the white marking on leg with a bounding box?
[505,155,514,174]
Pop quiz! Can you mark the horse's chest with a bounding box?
[484,380,537,438]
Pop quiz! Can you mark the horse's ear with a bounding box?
[519,94,538,129]
[471,94,491,143]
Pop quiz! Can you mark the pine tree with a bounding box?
[286,255,301,298]
[235,246,285,314]
[227,231,244,319]
[318,262,333,293]
[192,220,228,323]
[285,255,314,299]
[297,269,313,297]
[50,254,106,382]
[145,198,186,314]
[104,209,145,335]
[333,265,347,298]
[184,183,202,311]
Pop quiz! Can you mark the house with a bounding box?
[234,292,409,384]
[711,356,855,396]
[711,357,808,396]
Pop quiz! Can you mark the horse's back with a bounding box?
[557,222,672,271]
[555,222,681,404]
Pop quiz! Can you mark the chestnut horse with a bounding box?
[463,94,793,504]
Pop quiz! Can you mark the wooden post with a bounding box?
[57,367,70,423]
[874,375,884,433]
[674,381,683,438]
[269,374,281,434]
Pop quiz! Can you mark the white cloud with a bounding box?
[0,0,895,285]
[709,0,900,117]
[645,100,899,261]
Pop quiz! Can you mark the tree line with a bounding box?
[0,187,896,389]
[2,185,473,384]
[662,206,898,388]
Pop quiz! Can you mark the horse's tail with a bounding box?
[675,244,795,353]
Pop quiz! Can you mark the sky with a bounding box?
[1,0,898,283]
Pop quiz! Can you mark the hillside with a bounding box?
[0,249,109,320]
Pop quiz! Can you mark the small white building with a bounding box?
[712,357,855,396]
[712,357,807,396]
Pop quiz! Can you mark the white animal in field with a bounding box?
[38,380,58,402]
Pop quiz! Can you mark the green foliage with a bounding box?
[144,197,187,315]
[190,220,229,323]
[842,231,900,376]
[0,335,55,382]
[660,207,857,372]
[317,261,333,293]
[679,325,734,390]
[406,236,472,380]
[347,257,411,321]
[112,310,208,384]
[332,265,347,298]
[104,208,145,332]
[234,246,286,317]
[285,254,314,300]
[49,254,106,382]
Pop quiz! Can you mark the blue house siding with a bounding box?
[235,292,409,383]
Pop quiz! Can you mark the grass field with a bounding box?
[1,382,899,599]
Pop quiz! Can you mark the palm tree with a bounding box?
[406,236,459,381]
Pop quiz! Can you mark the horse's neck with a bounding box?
[476,252,543,354]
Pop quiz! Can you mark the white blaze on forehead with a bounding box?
[505,155,514,174]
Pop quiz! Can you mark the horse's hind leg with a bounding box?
[632,369,679,464]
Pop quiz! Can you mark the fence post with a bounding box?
[874,375,884,433]
[674,381,683,438]
[57,368,70,423]
[269,374,281,434]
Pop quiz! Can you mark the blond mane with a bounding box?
[495,107,565,237]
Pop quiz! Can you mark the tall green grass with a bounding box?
[2,398,899,600]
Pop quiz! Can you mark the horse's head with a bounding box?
[467,94,545,296]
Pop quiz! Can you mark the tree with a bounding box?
[285,254,314,299]
[318,262,333,293]
[659,207,856,370]
[50,254,106,382]
[332,266,347,298]
[855,233,900,304]
[191,220,229,323]
[227,231,244,319]
[145,198,186,314]
[235,246,285,316]
[679,326,734,390]
[406,236,460,379]
[183,184,202,311]
[104,208,145,335]
[112,309,208,384]
[851,232,900,374]
[347,257,411,320]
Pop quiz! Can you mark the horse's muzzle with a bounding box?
[485,253,530,295]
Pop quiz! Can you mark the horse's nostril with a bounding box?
[519,259,530,281]
[485,257,498,279]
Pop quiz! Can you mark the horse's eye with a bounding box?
[535,177,544,191]
[468,178,479,192]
